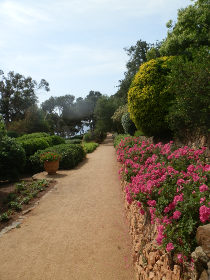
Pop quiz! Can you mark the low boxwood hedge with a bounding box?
[17,132,49,141]
[17,138,50,157]
[82,142,99,153]
[65,139,82,144]
[30,144,86,173]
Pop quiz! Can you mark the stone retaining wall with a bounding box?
[121,180,210,280]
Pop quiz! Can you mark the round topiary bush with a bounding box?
[0,136,26,180]
[128,56,174,137]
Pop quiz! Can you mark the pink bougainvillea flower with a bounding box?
[166,243,174,252]
[199,205,210,223]
[173,210,181,220]
[199,184,208,192]
[147,200,156,207]
[200,197,206,204]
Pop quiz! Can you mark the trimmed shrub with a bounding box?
[0,136,26,180]
[45,135,65,146]
[30,144,85,173]
[83,142,99,153]
[66,139,82,144]
[17,132,49,141]
[17,138,50,157]
[128,57,174,137]
[121,112,136,135]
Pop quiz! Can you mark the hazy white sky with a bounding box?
[0,0,192,103]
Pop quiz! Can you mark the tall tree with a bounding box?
[0,70,49,124]
[116,40,150,102]
[160,0,210,56]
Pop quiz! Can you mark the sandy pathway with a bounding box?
[0,135,135,280]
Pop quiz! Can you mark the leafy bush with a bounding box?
[83,130,106,143]
[121,112,136,135]
[0,180,49,223]
[111,105,128,133]
[0,136,26,181]
[113,134,130,148]
[116,136,210,261]
[93,129,106,143]
[17,132,49,141]
[30,144,85,173]
[48,135,65,145]
[128,57,174,137]
[166,48,210,139]
[66,139,82,144]
[83,132,93,142]
[83,142,99,153]
[17,138,50,157]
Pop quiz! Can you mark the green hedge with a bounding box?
[17,134,65,157]
[0,136,26,181]
[30,144,85,173]
[17,132,49,141]
[65,139,82,144]
[17,138,50,157]
[82,142,99,153]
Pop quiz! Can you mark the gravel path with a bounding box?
[0,135,135,280]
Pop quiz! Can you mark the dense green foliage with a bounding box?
[121,112,136,135]
[166,47,210,139]
[128,57,174,137]
[16,133,65,157]
[94,95,119,133]
[160,0,210,56]
[0,70,49,124]
[30,144,85,173]
[83,130,106,143]
[111,105,128,133]
[17,132,49,141]
[0,136,26,180]
[82,142,99,153]
[65,139,82,144]
[17,138,50,157]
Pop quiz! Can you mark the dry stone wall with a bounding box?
[121,179,210,280]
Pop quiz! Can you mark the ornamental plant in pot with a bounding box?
[40,152,61,175]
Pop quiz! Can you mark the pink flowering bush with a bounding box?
[116,136,210,260]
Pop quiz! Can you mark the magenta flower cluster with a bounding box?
[116,136,210,261]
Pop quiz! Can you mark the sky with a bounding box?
[0,0,192,104]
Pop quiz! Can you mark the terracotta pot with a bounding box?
[44,160,59,175]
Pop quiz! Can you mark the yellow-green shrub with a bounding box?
[128,57,174,137]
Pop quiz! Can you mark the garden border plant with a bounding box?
[116,136,209,267]
[0,179,53,230]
